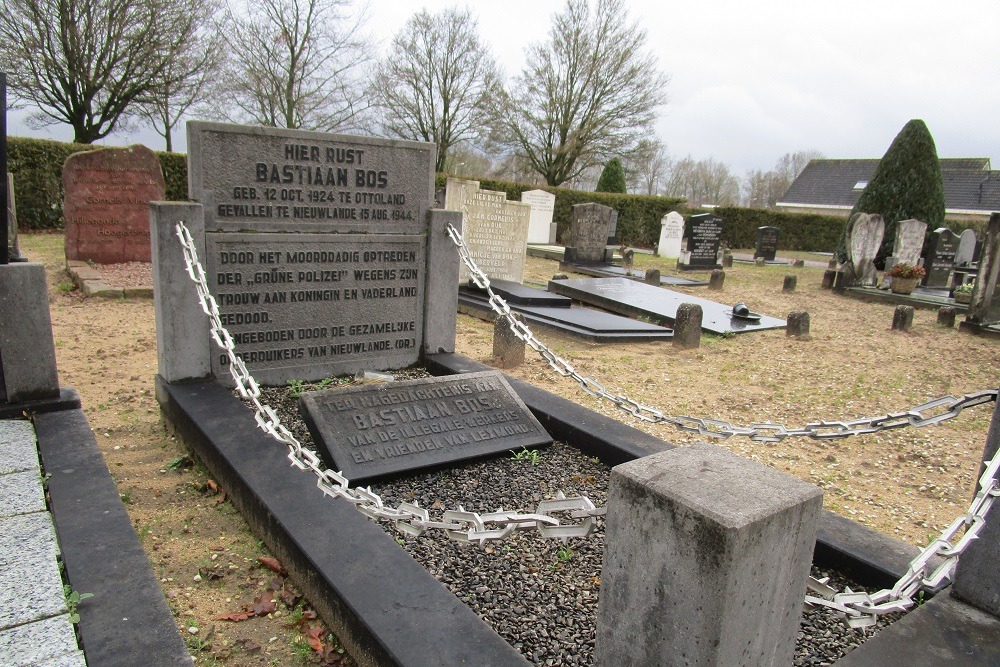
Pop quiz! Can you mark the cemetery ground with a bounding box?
[21,231,1000,665]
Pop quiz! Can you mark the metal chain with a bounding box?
[446,223,997,441]
[174,222,605,544]
[445,222,1000,626]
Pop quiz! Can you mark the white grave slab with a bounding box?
[521,189,556,244]
[658,211,684,259]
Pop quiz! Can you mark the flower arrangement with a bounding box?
[886,263,926,279]
[955,282,975,294]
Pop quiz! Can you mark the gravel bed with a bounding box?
[245,371,902,666]
[92,261,153,289]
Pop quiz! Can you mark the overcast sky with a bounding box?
[9,0,1000,175]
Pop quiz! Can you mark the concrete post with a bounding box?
[787,311,810,337]
[423,209,463,355]
[0,263,59,402]
[672,303,702,349]
[892,305,915,331]
[644,268,660,286]
[937,306,956,328]
[492,313,525,369]
[709,269,725,290]
[595,444,822,667]
[783,275,797,292]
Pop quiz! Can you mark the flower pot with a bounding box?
[955,290,973,304]
[890,277,919,295]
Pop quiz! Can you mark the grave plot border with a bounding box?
[155,353,941,667]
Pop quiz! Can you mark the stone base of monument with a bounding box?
[154,352,957,667]
[958,320,1000,339]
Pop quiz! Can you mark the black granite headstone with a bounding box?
[923,228,959,288]
[679,214,723,270]
[754,226,779,261]
[301,370,551,483]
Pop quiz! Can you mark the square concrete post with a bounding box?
[0,263,59,402]
[595,443,822,667]
[952,398,1000,615]
[423,209,462,356]
[150,202,211,382]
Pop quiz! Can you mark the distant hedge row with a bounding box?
[8,136,186,231]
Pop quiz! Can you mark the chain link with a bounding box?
[445,222,1000,626]
[174,222,605,544]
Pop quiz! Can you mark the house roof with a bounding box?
[778,158,1000,214]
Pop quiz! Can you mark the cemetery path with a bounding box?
[16,233,1000,667]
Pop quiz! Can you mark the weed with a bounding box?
[511,447,541,465]
[57,282,75,292]
[287,379,306,398]
[557,547,574,562]
[63,586,94,623]
[119,489,133,504]
[168,455,192,470]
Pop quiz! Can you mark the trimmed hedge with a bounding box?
[707,206,847,252]
[8,136,188,231]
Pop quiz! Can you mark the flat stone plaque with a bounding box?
[301,371,551,483]
[205,232,424,385]
[462,279,571,307]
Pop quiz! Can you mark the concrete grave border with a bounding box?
[155,351,941,666]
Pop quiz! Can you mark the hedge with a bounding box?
[8,136,187,231]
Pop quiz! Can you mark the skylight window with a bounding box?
[854,181,868,190]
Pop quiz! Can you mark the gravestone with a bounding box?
[923,227,959,288]
[0,73,6,266]
[63,145,165,264]
[956,229,977,267]
[520,189,556,244]
[6,174,16,262]
[893,219,927,266]
[657,211,684,259]
[151,121,457,387]
[846,212,884,286]
[963,213,1000,329]
[444,178,531,282]
[678,213,723,271]
[300,370,550,483]
[754,226,780,261]
[567,203,616,263]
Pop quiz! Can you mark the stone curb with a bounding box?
[65,260,153,299]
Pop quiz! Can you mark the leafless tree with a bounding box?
[0,0,218,143]
[624,138,671,195]
[223,0,374,132]
[373,8,501,173]
[741,149,823,208]
[663,155,739,206]
[492,0,669,186]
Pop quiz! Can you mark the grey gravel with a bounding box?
[244,369,903,666]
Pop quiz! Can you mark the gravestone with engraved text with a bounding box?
[847,213,884,286]
[521,189,557,244]
[444,178,531,282]
[568,203,616,263]
[923,227,959,288]
[657,211,684,259]
[678,214,723,270]
[893,219,927,266]
[754,226,780,261]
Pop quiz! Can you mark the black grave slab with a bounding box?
[301,371,551,483]
[462,279,572,307]
[457,291,673,343]
[559,261,709,286]
[548,277,785,335]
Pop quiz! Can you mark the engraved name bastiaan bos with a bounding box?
[300,371,552,483]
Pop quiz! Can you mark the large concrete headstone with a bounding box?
[956,229,977,267]
[444,178,531,282]
[847,212,884,286]
[657,211,684,259]
[300,370,550,483]
[520,189,556,245]
[923,227,959,288]
[152,121,454,387]
[893,218,927,266]
[568,203,616,263]
[678,213,723,270]
[754,226,780,261]
[63,145,165,264]
[964,213,1000,328]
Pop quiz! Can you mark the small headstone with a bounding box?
[722,253,733,268]
[643,268,660,286]
[782,275,797,292]
[657,211,684,260]
[569,203,617,263]
[709,269,725,290]
[923,227,959,288]
[678,214,724,271]
[754,226,780,261]
[955,229,977,267]
[493,314,526,369]
[63,145,165,264]
[520,189,557,245]
[893,219,927,266]
[892,305,915,331]
[786,311,810,337]
[821,269,836,289]
[673,303,702,349]
[937,306,956,328]
[6,174,18,261]
[300,370,551,483]
[444,178,531,282]
[846,212,885,286]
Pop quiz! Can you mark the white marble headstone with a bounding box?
[956,229,977,266]
[658,211,684,259]
[892,218,927,266]
[520,189,557,245]
[848,212,885,286]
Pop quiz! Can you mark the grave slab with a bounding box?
[301,370,551,483]
[548,277,786,334]
[0,469,45,518]
[0,614,82,666]
[559,261,709,286]
[462,279,572,307]
[0,512,66,628]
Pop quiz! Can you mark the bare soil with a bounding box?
[21,232,1000,665]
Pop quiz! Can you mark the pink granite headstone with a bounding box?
[63,145,165,263]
